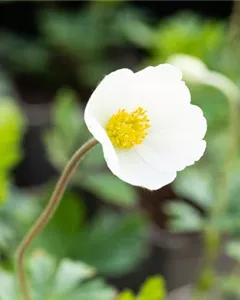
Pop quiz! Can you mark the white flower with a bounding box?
[84,64,207,190]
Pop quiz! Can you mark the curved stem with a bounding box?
[194,72,240,298]
[16,138,98,300]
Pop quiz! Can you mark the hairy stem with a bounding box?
[16,138,98,300]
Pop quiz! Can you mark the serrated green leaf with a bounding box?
[0,251,114,300]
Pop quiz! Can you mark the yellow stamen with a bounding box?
[106,107,150,149]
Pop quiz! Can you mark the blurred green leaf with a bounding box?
[52,258,95,297]
[67,278,116,300]
[149,13,225,68]
[0,251,115,300]
[44,88,89,170]
[0,268,18,300]
[138,276,166,300]
[82,172,137,207]
[0,32,49,74]
[0,188,40,256]
[226,240,240,262]
[118,290,136,300]
[173,167,213,210]
[72,210,148,276]
[0,173,8,204]
[219,274,240,297]
[165,201,203,232]
[33,190,85,258]
[117,276,166,300]
[0,98,24,171]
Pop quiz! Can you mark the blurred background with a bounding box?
[1,1,240,299]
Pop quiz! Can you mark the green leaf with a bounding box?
[68,279,116,300]
[44,88,88,168]
[33,190,85,258]
[173,167,213,210]
[165,201,203,232]
[0,98,24,171]
[52,259,95,297]
[0,173,8,204]
[72,210,148,275]
[0,269,18,300]
[117,290,136,300]
[226,240,240,262]
[150,12,225,68]
[29,251,56,300]
[138,276,166,300]
[82,172,138,207]
[117,276,166,300]
[0,251,115,300]
[0,188,40,256]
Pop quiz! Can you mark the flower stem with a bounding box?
[194,73,240,298]
[16,138,98,300]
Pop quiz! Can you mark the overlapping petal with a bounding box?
[84,64,207,190]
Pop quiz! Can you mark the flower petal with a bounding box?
[84,69,134,127]
[135,64,183,82]
[113,149,176,190]
[85,115,119,171]
[137,140,206,172]
[137,103,207,171]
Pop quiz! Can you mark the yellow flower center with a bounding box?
[106,107,150,149]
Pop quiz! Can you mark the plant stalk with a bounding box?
[16,138,98,300]
[194,72,240,298]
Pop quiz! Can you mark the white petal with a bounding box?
[131,77,191,130]
[136,64,182,82]
[137,140,206,172]
[85,115,119,171]
[148,104,207,138]
[137,104,207,172]
[113,149,176,190]
[84,68,134,127]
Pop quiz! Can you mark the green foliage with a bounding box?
[167,163,240,233]
[0,188,40,257]
[165,201,203,232]
[33,189,85,258]
[118,290,135,300]
[149,13,225,68]
[0,186,147,277]
[117,276,166,300]
[0,98,25,204]
[44,88,138,207]
[0,251,116,300]
[0,32,49,75]
[71,210,148,276]
[226,240,240,262]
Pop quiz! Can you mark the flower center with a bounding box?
[106,107,150,149]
